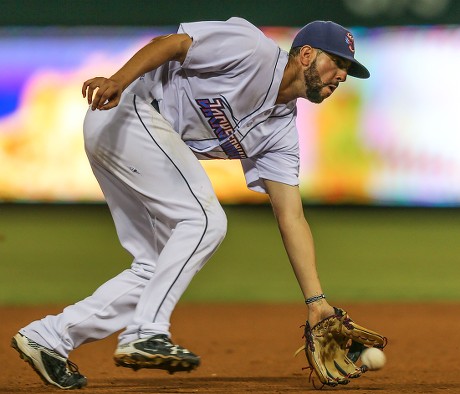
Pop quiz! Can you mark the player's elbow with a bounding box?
[274,208,306,234]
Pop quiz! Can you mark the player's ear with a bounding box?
[298,45,315,67]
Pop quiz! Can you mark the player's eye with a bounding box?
[322,51,351,72]
[333,57,350,71]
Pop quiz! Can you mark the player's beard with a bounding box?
[304,58,327,104]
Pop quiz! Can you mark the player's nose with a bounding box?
[336,69,348,82]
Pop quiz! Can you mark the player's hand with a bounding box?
[295,307,387,388]
[306,300,335,327]
[82,77,124,111]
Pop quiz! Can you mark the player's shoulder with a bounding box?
[183,17,270,44]
[225,17,268,40]
[225,17,258,30]
[225,17,280,55]
[179,17,279,66]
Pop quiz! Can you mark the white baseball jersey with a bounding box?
[129,17,300,193]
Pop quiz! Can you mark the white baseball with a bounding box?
[360,348,386,371]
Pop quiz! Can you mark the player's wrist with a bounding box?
[305,293,326,305]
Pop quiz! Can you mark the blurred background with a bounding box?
[1,0,459,305]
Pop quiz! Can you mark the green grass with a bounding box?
[1,204,459,305]
[309,207,460,301]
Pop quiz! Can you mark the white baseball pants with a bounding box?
[20,93,227,358]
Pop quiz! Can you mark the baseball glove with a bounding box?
[295,307,387,388]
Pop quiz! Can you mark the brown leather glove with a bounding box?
[295,307,387,388]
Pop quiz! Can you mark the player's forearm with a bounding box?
[110,34,192,90]
[83,34,193,110]
[263,180,325,300]
[276,213,325,300]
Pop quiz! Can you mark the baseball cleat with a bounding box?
[11,333,87,390]
[113,334,200,374]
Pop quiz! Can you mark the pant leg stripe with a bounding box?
[132,95,208,323]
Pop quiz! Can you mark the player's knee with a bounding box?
[207,206,227,245]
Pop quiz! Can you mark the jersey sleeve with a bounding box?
[178,17,264,73]
[241,147,300,194]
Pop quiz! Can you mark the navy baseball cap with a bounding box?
[291,21,370,79]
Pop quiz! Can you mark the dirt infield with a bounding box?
[1,303,459,393]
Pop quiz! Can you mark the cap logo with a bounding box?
[345,32,355,54]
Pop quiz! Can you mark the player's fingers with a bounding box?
[82,78,98,101]
[81,80,91,98]
[99,96,121,111]
[82,77,122,110]
[90,86,109,110]
[82,77,106,105]
[92,85,122,111]
[86,85,98,106]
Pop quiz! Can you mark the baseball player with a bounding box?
[12,18,381,389]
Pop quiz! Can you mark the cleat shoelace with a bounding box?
[146,336,190,355]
